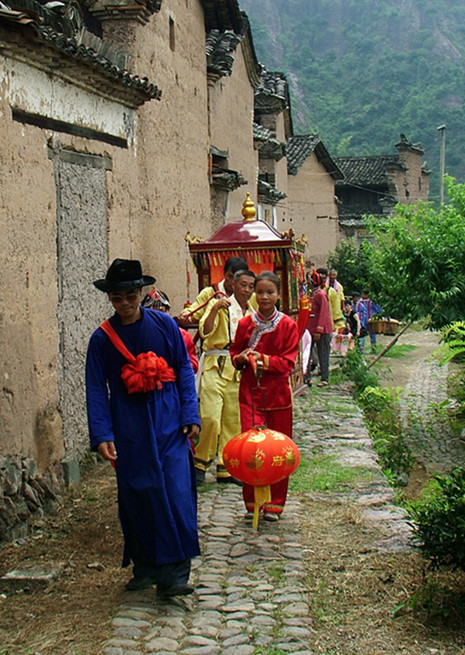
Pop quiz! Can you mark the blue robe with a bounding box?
[86,307,200,568]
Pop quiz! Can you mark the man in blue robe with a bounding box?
[86,259,200,596]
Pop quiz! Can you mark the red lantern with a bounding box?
[223,427,300,528]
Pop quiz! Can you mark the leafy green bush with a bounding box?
[439,321,465,364]
[408,467,465,571]
[358,386,413,483]
[339,348,378,398]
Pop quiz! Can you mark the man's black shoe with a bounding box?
[125,576,155,591]
[217,476,242,486]
[195,468,205,486]
[157,583,195,598]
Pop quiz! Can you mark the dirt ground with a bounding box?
[1,327,465,654]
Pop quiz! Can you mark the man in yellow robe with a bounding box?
[194,269,255,485]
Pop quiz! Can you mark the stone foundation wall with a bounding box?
[0,455,66,543]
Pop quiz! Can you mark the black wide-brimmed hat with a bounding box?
[93,258,156,292]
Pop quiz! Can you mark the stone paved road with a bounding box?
[101,383,411,655]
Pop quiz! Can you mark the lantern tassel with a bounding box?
[252,485,271,530]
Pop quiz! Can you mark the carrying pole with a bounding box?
[366,320,413,369]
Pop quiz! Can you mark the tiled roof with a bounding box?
[206,28,242,78]
[253,122,284,160]
[211,165,247,191]
[286,134,343,179]
[255,69,288,107]
[334,155,403,187]
[257,179,286,205]
[0,0,161,107]
[286,134,320,175]
[253,123,272,142]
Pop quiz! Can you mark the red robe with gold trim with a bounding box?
[230,311,299,515]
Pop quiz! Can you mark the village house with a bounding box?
[286,134,343,267]
[334,134,431,242]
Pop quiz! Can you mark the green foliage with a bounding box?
[339,348,379,398]
[326,238,372,294]
[358,386,414,482]
[366,177,465,329]
[438,321,465,364]
[408,467,465,571]
[243,0,465,203]
[339,351,413,484]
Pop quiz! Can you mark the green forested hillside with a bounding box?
[241,0,465,202]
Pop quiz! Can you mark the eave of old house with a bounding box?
[211,165,247,191]
[206,28,242,79]
[258,178,286,205]
[90,0,161,24]
[204,6,260,87]
[253,122,285,160]
[0,0,161,108]
[334,155,403,187]
[255,68,293,137]
[286,134,343,179]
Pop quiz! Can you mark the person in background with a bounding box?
[194,269,256,486]
[143,288,198,373]
[326,268,345,331]
[86,258,200,597]
[306,270,333,387]
[343,300,361,341]
[230,271,299,521]
[355,290,382,354]
[178,257,249,325]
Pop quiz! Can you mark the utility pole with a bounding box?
[437,124,446,204]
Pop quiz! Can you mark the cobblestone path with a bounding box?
[102,383,411,655]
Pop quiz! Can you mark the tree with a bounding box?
[366,176,465,329]
[327,237,372,295]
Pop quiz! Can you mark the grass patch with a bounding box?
[382,344,417,358]
[290,453,373,493]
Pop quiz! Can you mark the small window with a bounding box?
[169,17,175,52]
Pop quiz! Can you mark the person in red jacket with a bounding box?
[230,271,299,521]
[306,269,333,387]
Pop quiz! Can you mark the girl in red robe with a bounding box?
[230,271,299,521]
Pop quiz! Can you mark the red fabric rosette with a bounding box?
[100,320,176,394]
[121,352,176,393]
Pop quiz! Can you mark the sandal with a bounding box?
[317,381,329,387]
[263,512,279,522]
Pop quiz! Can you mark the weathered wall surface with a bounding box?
[395,149,430,204]
[286,154,341,267]
[208,42,258,221]
[134,0,211,312]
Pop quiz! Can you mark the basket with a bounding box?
[368,318,400,336]
[368,319,384,334]
[382,319,400,336]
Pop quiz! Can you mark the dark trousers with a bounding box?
[316,332,331,382]
[129,529,191,588]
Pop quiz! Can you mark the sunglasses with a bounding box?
[108,291,141,303]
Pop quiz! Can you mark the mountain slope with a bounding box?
[241,0,465,201]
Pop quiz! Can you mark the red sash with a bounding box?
[100,320,176,394]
